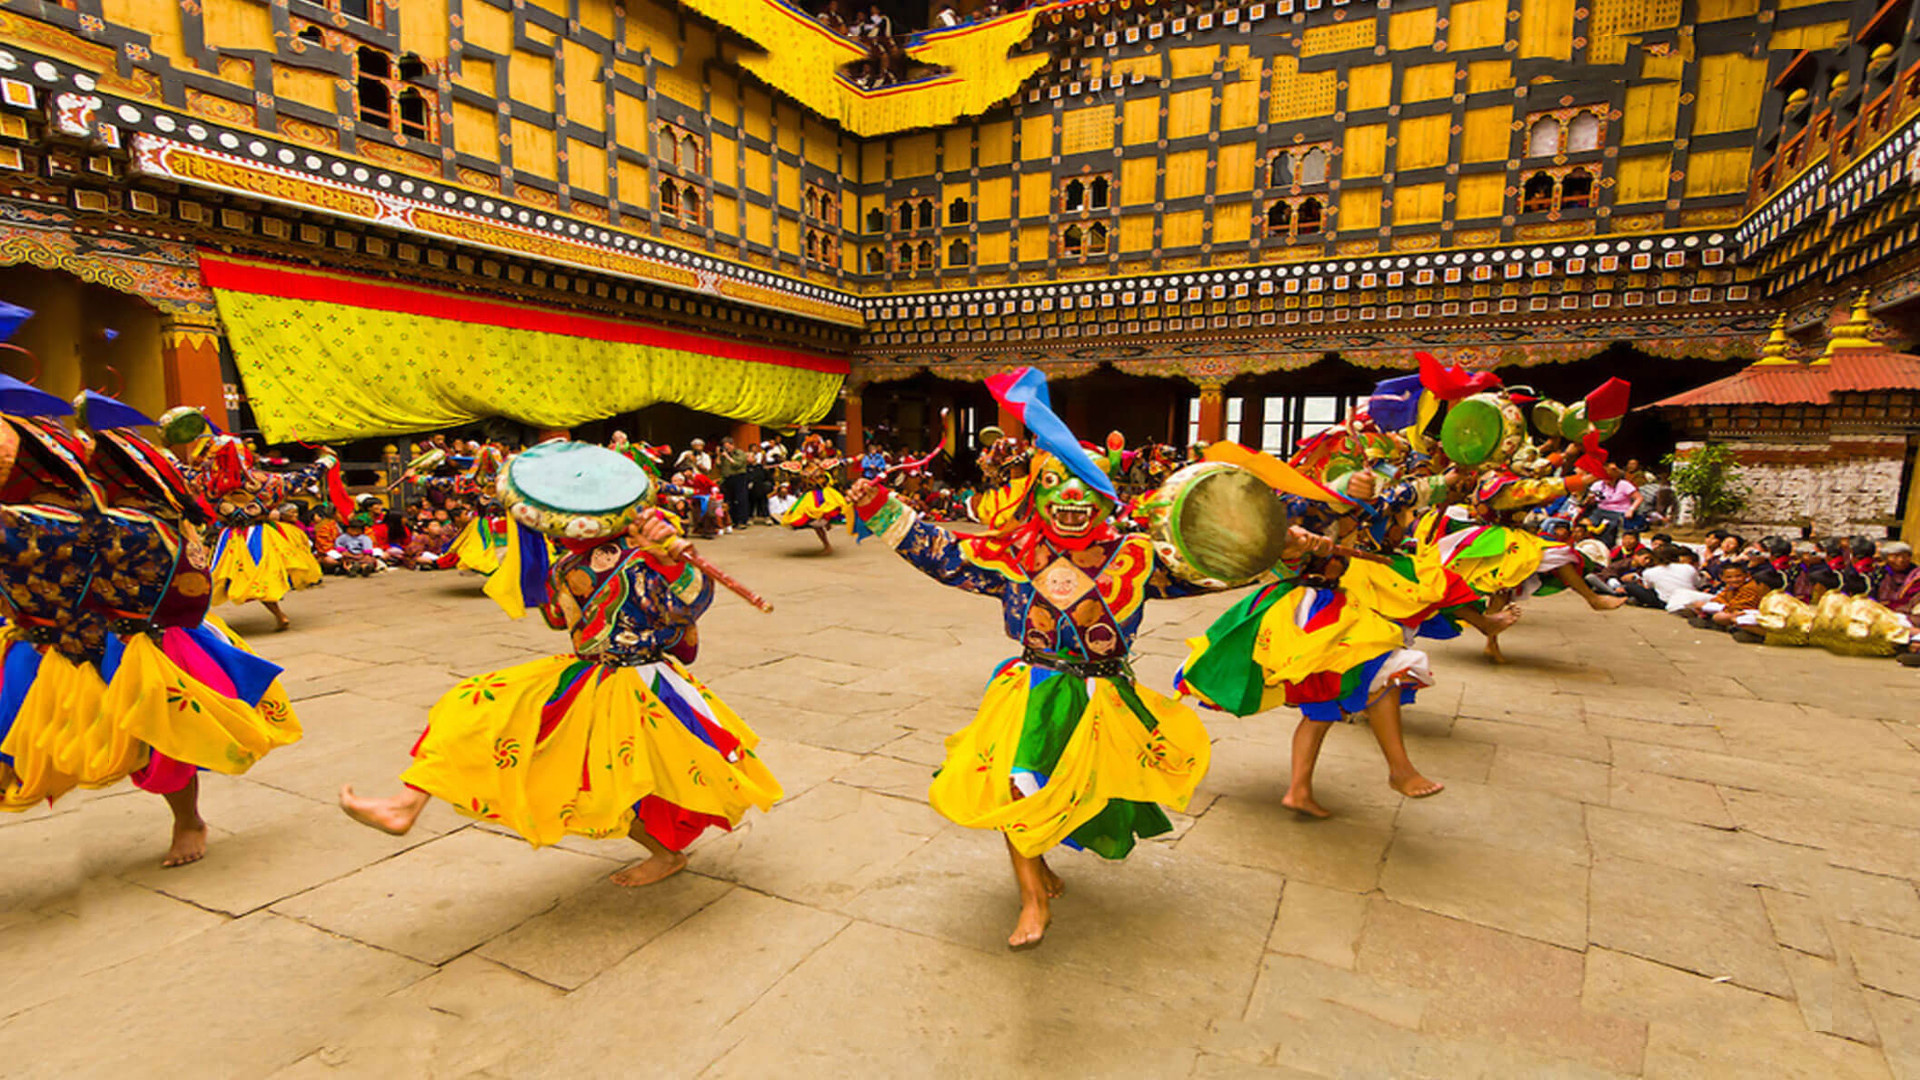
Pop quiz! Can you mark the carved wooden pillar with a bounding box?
[159,315,230,430]
[731,421,761,448]
[1238,391,1265,450]
[996,399,1025,440]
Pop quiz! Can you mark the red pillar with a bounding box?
[1238,392,1265,450]
[160,316,230,430]
[996,400,1025,440]
[843,383,865,458]
[732,421,761,447]
[1195,383,1226,445]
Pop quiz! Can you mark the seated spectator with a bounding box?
[311,507,343,570]
[1871,541,1920,616]
[403,522,451,569]
[1839,536,1875,594]
[1684,563,1768,629]
[1701,534,1743,586]
[1743,541,1786,592]
[1588,547,1655,600]
[1610,530,1645,561]
[328,520,384,577]
[1783,541,1839,603]
[817,0,846,32]
[768,482,798,521]
[1633,544,1707,610]
[934,1,963,27]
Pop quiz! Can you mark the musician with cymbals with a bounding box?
[847,367,1228,950]
[340,441,782,888]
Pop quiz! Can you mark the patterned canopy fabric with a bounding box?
[200,255,847,443]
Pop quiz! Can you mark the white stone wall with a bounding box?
[1676,438,1908,536]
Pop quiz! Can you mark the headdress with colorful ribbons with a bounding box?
[984,367,1116,501]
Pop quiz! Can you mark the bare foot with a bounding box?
[1484,605,1521,632]
[1389,771,1445,799]
[1281,790,1332,818]
[1483,638,1508,665]
[1586,594,1628,611]
[338,784,426,835]
[1038,858,1066,898]
[163,818,208,868]
[610,851,687,887]
[1009,896,1050,949]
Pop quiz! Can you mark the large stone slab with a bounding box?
[271,827,613,965]
[477,871,734,990]
[1380,833,1589,948]
[1178,794,1392,892]
[0,912,427,1077]
[1587,855,1792,997]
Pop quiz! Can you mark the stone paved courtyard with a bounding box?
[4,523,1920,1078]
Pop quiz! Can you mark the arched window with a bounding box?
[897,202,915,231]
[357,76,390,126]
[866,247,886,272]
[340,0,371,19]
[398,53,428,83]
[680,133,699,170]
[805,232,818,259]
[804,190,819,217]
[659,178,680,216]
[949,239,971,266]
[897,242,915,270]
[1560,168,1594,209]
[297,25,324,45]
[949,197,970,224]
[917,200,936,229]
[1296,197,1323,233]
[1087,221,1109,254]
[866,207,886,233]
[1064,178,1086,212]
[660,127,681,168]
[358,47,390,79]
[397,89,428,139]
[681,185,701,223]
[1528,117,1561,158]
[1300,147,1328,185]
[1267,200,1293,233]
[820,194,836,221]
[916,240,934,267]
[1090,175,1110,209]
[1062,223,1084,256]
[1522,171,1557,212]
[1567,112,1600,152]
[1268,153,1291,188]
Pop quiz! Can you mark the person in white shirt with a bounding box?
[934,2,961,27]
[767,482,799,521]
[673,438,712,477]
[1638,545,1713,611]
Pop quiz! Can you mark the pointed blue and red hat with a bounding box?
[984,366,1116,500]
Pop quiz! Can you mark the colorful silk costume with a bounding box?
[179,432,330,606]
[0,394,300,809]
[852,476,1212,859]
[401,445,780,849]
[780,437,850,531]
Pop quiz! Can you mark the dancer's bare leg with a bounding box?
[813,524,833,553]
[161,775,208,868]
[1460,604,1522,664]
[1006,836,1051,948]
[1037,854,1065,898]
[611,817,688,886]
[1282,719,1334,818]
[1553,565,1627,610]
[339,782,429,834]
[262,599,291,631]
[1366,693,1443,798]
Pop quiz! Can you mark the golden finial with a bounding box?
[1754,312,1797,365]
[1815,289,1875,365]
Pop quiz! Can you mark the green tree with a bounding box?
[1663,443,1748,524]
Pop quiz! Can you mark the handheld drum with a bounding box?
[1140,461,1292,588]
[1440,392,1525,468]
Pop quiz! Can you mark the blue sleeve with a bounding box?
[861,495,1011,599]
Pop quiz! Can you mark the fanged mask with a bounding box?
[1034,464,1113,544]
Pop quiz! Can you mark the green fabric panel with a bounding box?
[1012,671,1089,776]
[1180,584,1291,716]
[1068,798,1173,860]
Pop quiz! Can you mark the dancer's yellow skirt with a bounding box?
[1416,512,1553,595]
[0,650,110,809]
[450,517,506,574]
[212,522,323,605]
[0,617,301,809]
[781,487,850,530]
[930,662,1210,859]
[402,654,782,848]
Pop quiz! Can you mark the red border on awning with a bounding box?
[197,253,851,376]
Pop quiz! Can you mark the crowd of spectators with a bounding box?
[813,2,1038,87]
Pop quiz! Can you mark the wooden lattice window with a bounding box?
[1264,143,1332,190]
[353,45,436,142]
[1061,174,1113,213]
[656,122,704,173]
[1523,106,1607,158]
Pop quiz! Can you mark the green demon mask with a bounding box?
[1032,452,1115,544]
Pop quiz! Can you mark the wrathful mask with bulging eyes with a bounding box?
[1033,461,1114,544]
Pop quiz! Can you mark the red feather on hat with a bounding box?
[1416,351,1502,402]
